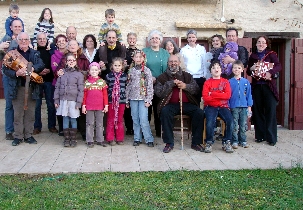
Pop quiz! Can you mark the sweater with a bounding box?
[83,76,108,110]
[98,22,122,43]
[37,43,54,83]
[32,19,55,48]
[106,72,127,104]
[180,44,209,78]
[229,77,253,108]
[51,50,64,85]
[202,77,231,108]
[142,47,170,78]
[125,65,154,104]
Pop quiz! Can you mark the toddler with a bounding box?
[126,50,154,147]
[218,42,238,77]
[202,60,233,153]
[33,8,55,50]
[5,3,24,39]
[98,9,123,46]
[106,57,127,145]
[229,60,253,148]
[82,62,109,148]
[54,53,84,147]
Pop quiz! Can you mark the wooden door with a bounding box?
[289,38,303,129]
[237,38,252,80]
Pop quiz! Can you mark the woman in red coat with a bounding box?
[247,36,282,146]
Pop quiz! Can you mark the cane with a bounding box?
[179,88,184,150]
[24,62,32,110]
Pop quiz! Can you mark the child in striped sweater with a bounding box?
[33,8,55,50]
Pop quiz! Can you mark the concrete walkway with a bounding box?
[0,99,302,174]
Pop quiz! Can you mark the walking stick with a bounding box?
[24,62,32,110]
[179,88,184,150]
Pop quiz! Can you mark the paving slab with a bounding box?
[0,99,302,174]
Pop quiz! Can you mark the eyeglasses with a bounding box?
[18,38,30,42]
[67,59,76,62]
[150,37,160,41]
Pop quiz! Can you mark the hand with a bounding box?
[174,79,186,89]
[265,72,272,80]
[57,69,64,77]
[0,41,10,51]
[34,46,37,50]
[53,62,58,67]
[251,63,260,72]
[103,106,108,113]
[126,104,129,108]
[152,77,156,84]
[16,67,27,77]
[46,43,51,50]
[222,55,234,64]
[39,68,50,76]
[120,42,125,46]
[82,105,87,114]
[100,42,105,47]
[145,102,150,108]
[55,104,59,108]
[99,61,106,70]
[123,60,127,66]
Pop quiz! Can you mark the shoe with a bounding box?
[49,127,58,133]
[58,131,64,136]
[24,136,37,144]
[96,141,108,147]
[156,131,161,137]
[109,141,116,146]
[126,129,134,135]
[204,143,212,153]
[33,128,41,135]
[163,144,173,153]
[12,138,22,146]
[87,142,94,148]
[147,142,154,147]
[241,142,249,148]
[255,139,264,143]
[268,142,276,146]
[223,140,234,153]
[191,144,204,152]
[116,141,124,145]
[6,133,14,140]
[81,134,86,141]
[133,141,140,146]
[232,143,238,149]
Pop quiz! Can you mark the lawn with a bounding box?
[0,168,302,209]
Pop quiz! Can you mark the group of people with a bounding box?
[0,5,281,153]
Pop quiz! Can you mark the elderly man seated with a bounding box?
[154,55,204,153]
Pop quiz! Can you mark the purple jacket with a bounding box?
[247,49,282,101]
[51,50,64,86]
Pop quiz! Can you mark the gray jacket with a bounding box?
[54,67,84,108]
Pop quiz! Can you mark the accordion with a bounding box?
[2,49,43,84]
[251,61,274,80]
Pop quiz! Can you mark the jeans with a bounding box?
[204,106,233,144]
[161,103,204,145]
[231,107,247,144]
[130,100,154,143]
[63,116,77,129]
[2,74,14,133]
[34,82,56,129]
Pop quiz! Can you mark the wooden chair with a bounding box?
[172,115,192,139]
[202,117,225,145]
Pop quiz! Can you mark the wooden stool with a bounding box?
[202,117,225,145]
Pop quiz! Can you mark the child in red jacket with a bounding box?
[202,60,233,153]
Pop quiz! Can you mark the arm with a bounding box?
[267,52,282,77]
[53,77,61,105]
[246,82,253,107]
[103,87,109,112]
[154,75,175,99]
[32,22,40,48]
[32,51,45,73]
[76,73,84,108]
[145,68,154,104]
[5,18,12,37]
[238,46,249,68]
[98,23,108,43]
[211,82,231,100]
[48,24,55,44]
[82,89,87,114]
[114,24,123,42]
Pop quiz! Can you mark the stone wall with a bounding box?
[0,0,302,48]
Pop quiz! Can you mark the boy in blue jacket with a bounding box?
[229,60,253,148]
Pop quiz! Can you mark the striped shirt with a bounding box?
[33,19,55,48]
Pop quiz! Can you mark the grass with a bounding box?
[0,168,302,209]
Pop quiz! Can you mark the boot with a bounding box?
[63,128,70,147]
[69,128,78,147]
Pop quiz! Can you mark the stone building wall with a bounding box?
[0,0,302,48]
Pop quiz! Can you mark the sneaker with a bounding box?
[96,141,108,147]
[24,136,37,144]
[6,133,14,140]
[109,141,116,146]
[223,141,234,153]
[191,144,204,152]
[133,141,140,146]
[232,143,238,149]
[241,142,249,148]
[163,144,173,153]
[147,142,154,147]
[116,141,124,145]
[87,142,94,148]
[12,138,22,146]
[204,143,212,153]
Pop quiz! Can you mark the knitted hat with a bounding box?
[89,62,100,69]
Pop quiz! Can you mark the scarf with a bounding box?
[108,44,116,50]
[112,72,122,129]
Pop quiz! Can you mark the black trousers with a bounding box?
[148,95,161,136]
[252,84,278,143]
[194,77,206,104]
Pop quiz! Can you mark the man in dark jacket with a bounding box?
[213,27,248,79]
[154,55,204,153]
[33,32,57,135]
[2,32,44,146]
